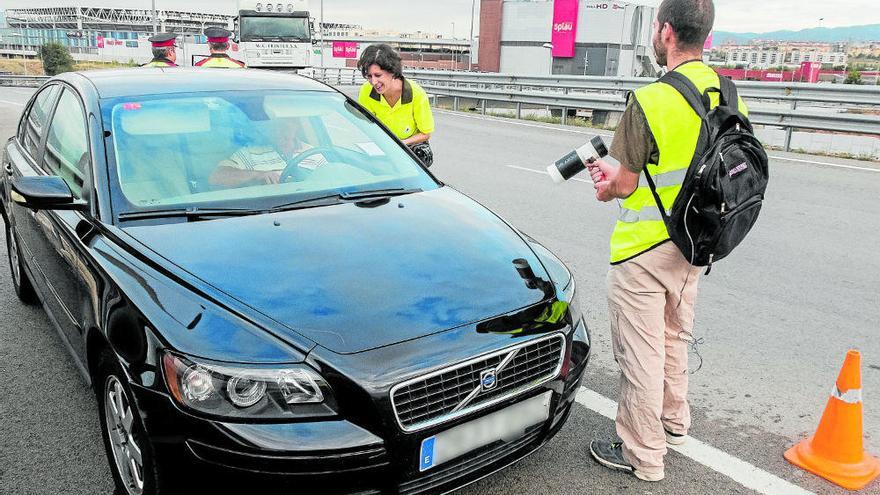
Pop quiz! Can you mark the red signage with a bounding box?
[96,35,104,48]
[799,61,822,83]
[332,41,359,58]
[551,0,579,58]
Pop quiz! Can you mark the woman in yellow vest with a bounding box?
[356,44,434,165]
[195,27,246,68]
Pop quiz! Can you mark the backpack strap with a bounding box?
[717,75,738,109]
[660,71,709,119]
[644,71,711,228]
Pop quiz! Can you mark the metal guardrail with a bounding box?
[307,67,880,151]
[0,74,49,87]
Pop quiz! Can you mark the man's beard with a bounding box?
[653,39,667,67]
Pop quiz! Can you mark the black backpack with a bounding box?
[644,71,769,273]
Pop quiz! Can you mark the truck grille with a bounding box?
[390,333,565,432]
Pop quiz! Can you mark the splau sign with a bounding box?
[551,0,579,57]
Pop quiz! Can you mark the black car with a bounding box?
[1,68,590,495]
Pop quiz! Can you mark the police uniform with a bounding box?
[357,78,434,140]
[195,27,246,68]
[141,33,178,67]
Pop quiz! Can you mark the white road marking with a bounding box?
[435,109,614,138]
[0,99,24,107]
[769,155,880,173]
[506,164,592,183]
[576,387,817,495]
[436,109,880,172]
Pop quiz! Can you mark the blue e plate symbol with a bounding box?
[419,436,436,471]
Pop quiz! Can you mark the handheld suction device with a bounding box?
[547,136,608,184]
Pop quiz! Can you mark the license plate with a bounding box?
[418,391,552,472]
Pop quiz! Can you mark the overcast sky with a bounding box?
[4,0,880,36]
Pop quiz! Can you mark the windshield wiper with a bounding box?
[118,207,265,221]
[269,188,422,212]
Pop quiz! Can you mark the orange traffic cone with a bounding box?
[784,350,880,490]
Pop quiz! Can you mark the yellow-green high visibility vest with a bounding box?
[609,61,749,264]
[195,54,246,68]
[141,58,177,68]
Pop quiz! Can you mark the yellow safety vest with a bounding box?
[195,54,246,68]
[609,62,749,264]
[141,58,177,68]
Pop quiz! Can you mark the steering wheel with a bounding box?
[279,147,339,183]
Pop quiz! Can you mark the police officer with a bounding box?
[142,32,178,67]
[195,27,246,68]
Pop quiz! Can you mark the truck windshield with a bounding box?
[240,16,310,41]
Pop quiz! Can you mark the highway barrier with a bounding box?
[306,67,880,152]
[0,74,49,87]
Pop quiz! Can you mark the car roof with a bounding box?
[69,68,336,99]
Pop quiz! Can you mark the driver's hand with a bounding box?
[260,170,282,184]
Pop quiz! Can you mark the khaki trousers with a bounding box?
[607,241,702,476]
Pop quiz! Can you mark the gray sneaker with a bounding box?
[589,441,664,482]
[664,429,688,446]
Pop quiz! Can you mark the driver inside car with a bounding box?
[209,117,328,188]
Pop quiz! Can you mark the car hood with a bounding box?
[122,187,551,354]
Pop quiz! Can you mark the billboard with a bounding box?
[332,41,359,58]
[551,0,579,58]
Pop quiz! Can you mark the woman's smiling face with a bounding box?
[365,64,395,95]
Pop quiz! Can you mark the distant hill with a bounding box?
[712,24,880,46]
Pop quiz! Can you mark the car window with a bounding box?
[22,85,61,158]
[43,89,90,200]
[106,90,438,212]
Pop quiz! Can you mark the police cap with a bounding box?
[204,27,232,43]
[148,32,177,48]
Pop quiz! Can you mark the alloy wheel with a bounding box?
[104,375,145,495]
[7,228,20,287]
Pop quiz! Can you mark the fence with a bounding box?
[306,67,880,152]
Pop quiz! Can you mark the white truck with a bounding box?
[234,0,313,69]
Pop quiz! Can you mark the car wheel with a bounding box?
[5,224,37,304]
[95,351,166,495]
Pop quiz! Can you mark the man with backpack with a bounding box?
[587,0,768,482]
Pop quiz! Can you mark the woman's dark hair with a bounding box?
[657,0,714,51]
[357,43,403,79]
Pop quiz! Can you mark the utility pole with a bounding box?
[468,0,475,71]
[320,0,324,68]
[152,0,157,35]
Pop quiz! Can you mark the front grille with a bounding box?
[390,333,565,432]
[398,426,543,495]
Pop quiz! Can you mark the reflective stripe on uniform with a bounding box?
[831,386,863,404]
[618,206,668,224]
[638,167,689,189]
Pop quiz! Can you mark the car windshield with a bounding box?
[104,90,437,216]
[240,16,310,41]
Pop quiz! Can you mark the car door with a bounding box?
[26,86,97,355]
[5,84,62,298]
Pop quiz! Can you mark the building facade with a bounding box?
[720,42,848,69]
[479,0,657,77]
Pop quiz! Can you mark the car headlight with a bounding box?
[162,352,335,419]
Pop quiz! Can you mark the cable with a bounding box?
[678,329,704,374]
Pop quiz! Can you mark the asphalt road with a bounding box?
[1,84,879,495]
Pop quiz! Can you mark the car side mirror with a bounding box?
[11,176,88,212]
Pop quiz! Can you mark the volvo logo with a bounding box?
[480,369,498,391]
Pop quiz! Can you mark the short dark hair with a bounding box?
[357,43,403,79]
[657,0,714,51]
[151,46,172,59]
[208,41,229,52]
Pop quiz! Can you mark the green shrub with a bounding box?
[38,43,75,76]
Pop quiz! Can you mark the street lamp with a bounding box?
[542,42,553,76]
